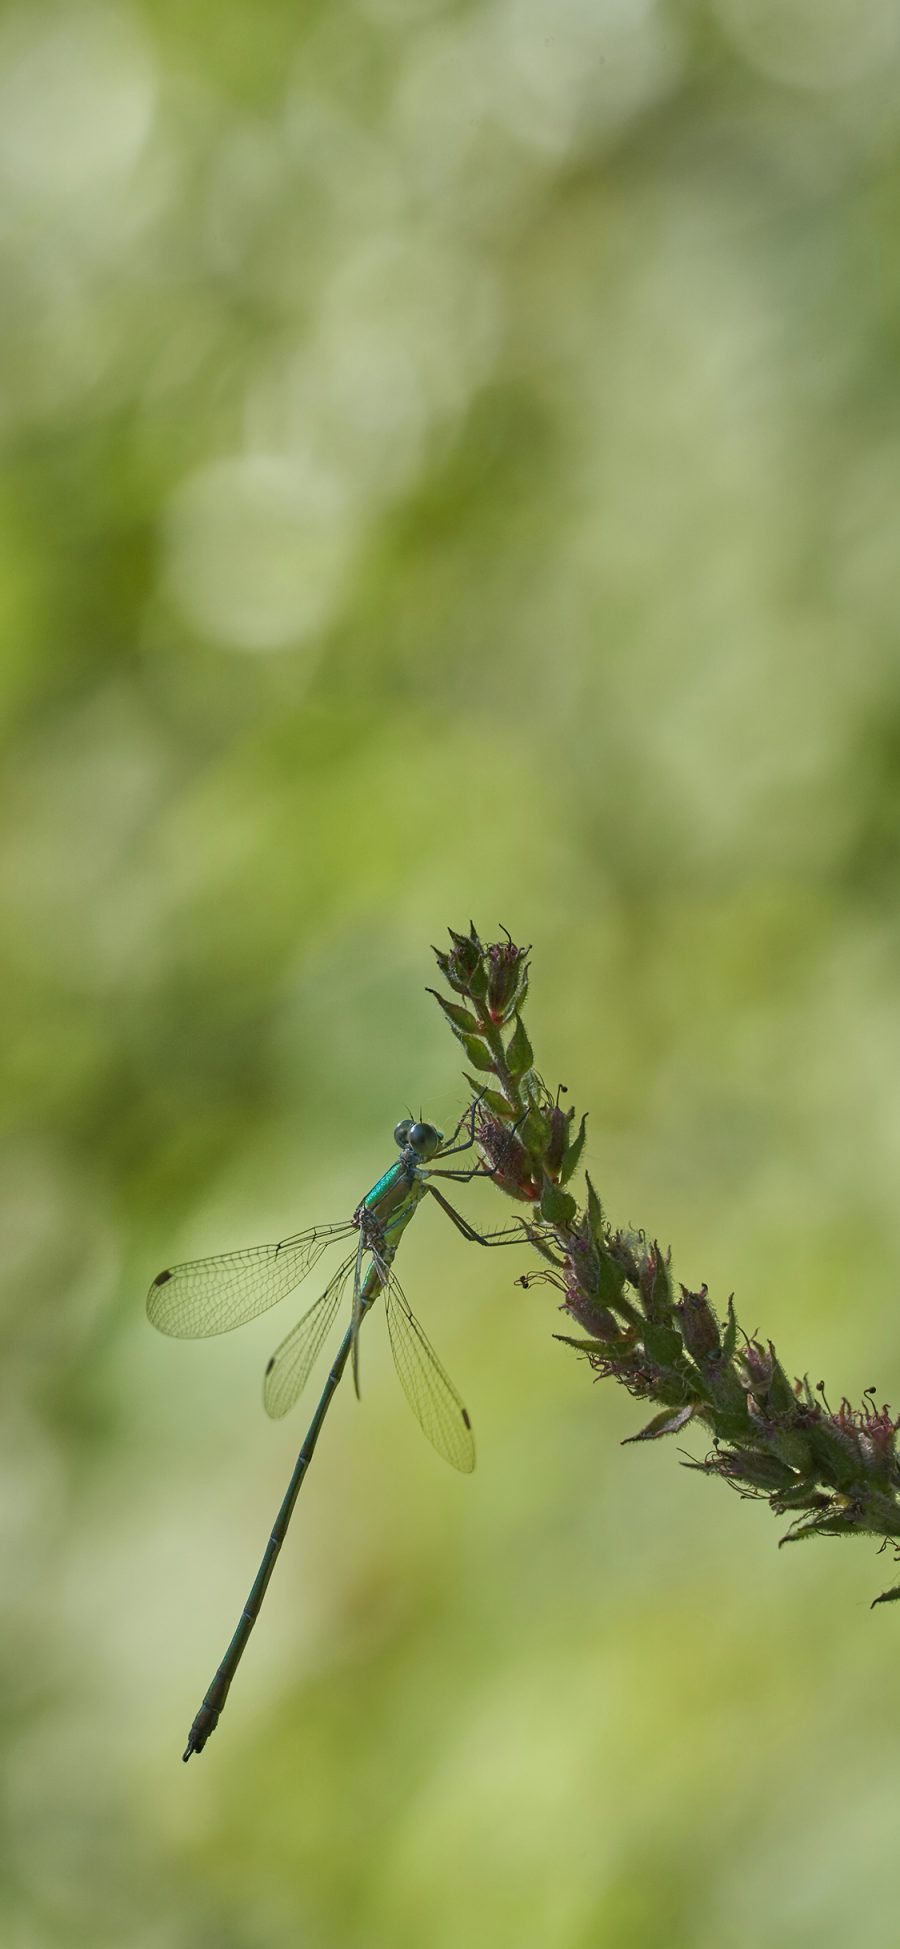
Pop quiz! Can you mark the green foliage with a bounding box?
[559,1113,588,1186]
[623,1404,696,1443]
[459,1034,496,1072]
[505,1015,533,1079]
[426,991,482,1036]
[538,1174,577,1229]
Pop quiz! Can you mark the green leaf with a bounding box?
[462,1076,512,1117]
[528,1228,568,1269]
[718,1449,797,1492]
[425,989,481,1034]
[707,1357,750,1412]
[522,1108,549,1153]
[460,1035,495,1072]
[505,1014,533,1078]
[521,1071,546,1111]
[779,1509,863,1546]
[768,1359,799,1416]
[539,1175,577,1228]
[768,1428,814,1474]
[805,1421,861,1494]
[623,1404,695,1443]
[710,1410,754,1444]
[468,959,489,1002]
[596,1247,626,1311]
[648,1243,672,1315]
[643,1323,683,1368]
[771,1478,829,1512]
[585,1175,604,1247]
[560,1112,588,1186]
[721,1295,738,1365]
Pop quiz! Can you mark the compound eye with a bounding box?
[408,1120,441,1157]
[394,1119,413,1149]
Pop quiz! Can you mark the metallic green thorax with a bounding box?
[362,1156,426,1225]
[356,1158,428,1296]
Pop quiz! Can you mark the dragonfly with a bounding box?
[147,1100,521,1761]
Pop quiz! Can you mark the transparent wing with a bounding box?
[147,1223,354,1339]
[384,1269,476,1474]
[263,1253,356,1420]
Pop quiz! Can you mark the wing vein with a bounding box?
[146,1222,354,1337]
[384,1269,475,1473]
[263,1253,356,1419]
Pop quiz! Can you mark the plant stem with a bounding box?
[431,923,900,1608]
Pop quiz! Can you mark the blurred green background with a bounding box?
[3,0,900,1943]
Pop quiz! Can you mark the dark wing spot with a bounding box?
[265,1357,275,1374]
[462,1409,471,1429]
[154,1269,172,1286]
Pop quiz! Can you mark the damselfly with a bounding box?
[148,1101,519,1760]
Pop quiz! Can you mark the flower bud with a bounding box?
[860,1402,900,1470]
[477,1113,540,1202]
[434,923,486,998]
[485,934,530,1025]
[675,1285,721,1364]
[566,1219,600,1300]
[737,1339,775,1396]
[544,1103,570,1180]
[632,1239,673,1321]
[713,1448,797,1493]
[828,1398,900,1483]
[563,1279,621,1341]
[609,1229,642,1288]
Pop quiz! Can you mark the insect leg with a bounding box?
[426,1183,526,1246]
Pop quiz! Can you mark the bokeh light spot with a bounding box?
[0,3,157,201]
[163,454,355,653]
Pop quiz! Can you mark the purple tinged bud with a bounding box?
[485,935,530,1025]
[714,1448,796,1493]
[637,1240,673,1320]
[433,948,468,997]
[610,1230,642,1288]
[446,926,484,981]
[738,1340,775,1396]
[675,1285,721,1363]
[831,1398,900,1480]
[862,1403,900,1462]
[477,1113,540,1203]
[566,1221,601,1300]
[544,1104,570,1179]
[562,1278,620,1341]
[436,926,491,1004]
